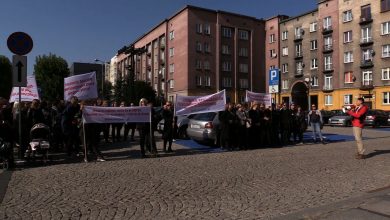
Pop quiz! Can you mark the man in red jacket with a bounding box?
[346,98,368,159]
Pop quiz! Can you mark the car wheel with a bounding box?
[345,121,351,127]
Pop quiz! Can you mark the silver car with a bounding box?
[187,112,220,145]
[328,110,352,127]
[157,114,195,139]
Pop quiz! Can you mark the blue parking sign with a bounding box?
[269,69,279,86]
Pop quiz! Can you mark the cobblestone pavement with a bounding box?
[0,127,390,219]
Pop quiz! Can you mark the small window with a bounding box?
[323,16,332,29]
[196,42,202,52]
[203,60,210,70]
[222,61,232,72]
[343,10,353,22]
[325,95,333,105]
[204,43,210,53]
[169,31,174,40]
[311,76,319,86]
[282,63,288,73]
[310,40,318,50]
[383,92,390,104]
[270,49,277,58]
[239,48,248,57]
[310,22,317,32]
[381,0,390,12]
[223,77,232,87]
[222,27,232,38]
[311,58,318,69]
[204,24,211,35]
[343,31,353,43]
[269,34,276,43]
[195,60,202,70]
[196,76,202,86]
[222,45,231,55]
[382,45,390,58]
[169,47,174,57]
[169,63,174,73]
[239,30,249,40]
[204,76,211,86]
[344,71,354,83]
[239,63,248,73]
[282,47,288,56]
[344,51,354,63]
[196,24,203,34]
[381,21,390,35]
[282,31,288,40]
[344,94,353,105]
[382,68,390,80]
[282,80,289,89]
[239,79,249,89]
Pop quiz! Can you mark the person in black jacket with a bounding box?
[61,96,81,157]
[27,99,45,128]
[219,103,236,150]
[293,105,307,144]
[136,98,157,157]
[280,102,293,145]
[162,101,175,152]
[248,102,261,149]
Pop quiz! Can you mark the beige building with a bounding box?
[116,5,266,103]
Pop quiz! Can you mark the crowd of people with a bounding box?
[0,95,329,165]
[217,102,326,151]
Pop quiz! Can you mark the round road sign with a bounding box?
[7,32,33,55]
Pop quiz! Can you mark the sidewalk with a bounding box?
[274,185,390,220]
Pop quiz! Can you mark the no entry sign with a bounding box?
[7,32,33,56]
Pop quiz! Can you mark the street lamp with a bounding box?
[304,77,311,111]
[94,59,106,97]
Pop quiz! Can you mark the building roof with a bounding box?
[279,9,318,24]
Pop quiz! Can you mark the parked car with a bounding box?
[328,110,352,127]
[186,112,220,145]
[364,109,388,127]
[320,110,335,125]
[157,114,196,139]
[385,111,390,124]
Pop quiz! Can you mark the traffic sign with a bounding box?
[7,32,33,55]
[269,85,279,94]
[269,69,279,86]
[12,55,27,87]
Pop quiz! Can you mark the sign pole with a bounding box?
[18,87,22,159]
[149,109,153,155]
[83,122,88,163]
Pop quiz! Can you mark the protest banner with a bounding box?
[174,90,226,116]
[9,74,40,103]
[64,72,98,101]
[82,106,151,124]
[245,90,272,106]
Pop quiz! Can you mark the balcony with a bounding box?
[323,64,334,74]
[160,59,165,66]
[322,85,334,92]
[295,69,304,77]
[146,51,152,57]
[360,81,374,90]
[147,65,152,70]
[322,26,333,35]
[294,34,303,42]
[160,43,166,50]
[360,60,374,69]
[323,44,333,54]
[359,38,373,47]
[294,52,303,60]
[359,15,373,25]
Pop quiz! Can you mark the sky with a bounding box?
[0,0,317,73]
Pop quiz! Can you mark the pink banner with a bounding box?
[9,74,40,103]
[245,91,272,106]
[174,90,226,116]
[82,106,151,124]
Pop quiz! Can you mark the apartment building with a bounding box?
[279,0,390,110]
[115,5,266,103]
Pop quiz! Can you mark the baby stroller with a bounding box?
[0,137,12,170]
[26,123,51,163]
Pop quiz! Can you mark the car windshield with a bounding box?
[193,112,216,121]
[333,110,347,116]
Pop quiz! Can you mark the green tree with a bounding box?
[113,74,124,103]
[124,80,156,106]
[0,55,12,99]
[102,80,113,100]
[34,54,69,101]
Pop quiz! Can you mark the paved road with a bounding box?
[0,127,390,219]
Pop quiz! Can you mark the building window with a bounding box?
[196,60,202,69]
[239,48,248,57]
[196,24,203,34]
[382,45,390,57]
[361,4,371,20]
[269,34,275,43]
[343,31,353,43]
[282,63,288,73]
[382,21,390,35]
[282,31,288,40]
[282,47,288,56]
[362,49,373,61]
[239,78,249,89]
[324,75,333,90]
[222,61,232,71]
[383,92,390,104]
[168,95,174,101]
[295,27,303,39]
[344,71,354,83]
[196,42,202,52]
[295,44,302,57]
[223,77,232,87]
[222,45,231,55]
[270,65,275,70]
[344,51,354,63]
[343,10,353,22]
[311,58,318,69]
[324,36,332,48]
[382,68,390,80]
[282,79,289,89]
[222,27,232,38]
[310,22,317,32]
[296,61,303,74]
[323,16,332,30]
[169,63,174,73]
[169,31,174,40]
[204,24,211,35]
[310,40,318,50]
[344,95,353,105]
[325,95,333,106]
[361,26,372,43]
[204,76,211,86]
[381,0,390,12]
[270,49,277,58]
[311,76,319,86]
[362,70,373,85]
[169,79,175,89]
[239,30,249,40]
[169,47,174,57]
[204,60,210,70]
[196,76,202,86]
[239,63,249,73]
[204,43,210,53]
[324,56,333,70]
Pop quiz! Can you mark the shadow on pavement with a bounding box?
[365,150,390,159]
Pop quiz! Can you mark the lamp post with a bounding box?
[304,77,312,111]
[94,59,106,97]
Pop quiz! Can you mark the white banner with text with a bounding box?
[82,106,151,124]
[174,90,226,116]
[9,74,40,103]
[64,72,98,101]
[245,91,272,106]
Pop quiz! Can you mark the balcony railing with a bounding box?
[323,44,333,53]
[360,59,374,68]
[359,15,373,25]
[360,81,374,90]
[322,26,333,34]
[323,85,333,92]
[295,52,303,59]
[360,37,373,46]
[294,34,303,42]
[295,69,303,77]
